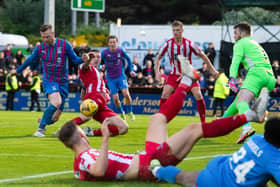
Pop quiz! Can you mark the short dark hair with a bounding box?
[172,20,184,28]
[264,118,280,148]
[90,49,100,53]
[40,24,52,32]
[107,35,118,43]
[58,121,79,149]
[234,22,251,35]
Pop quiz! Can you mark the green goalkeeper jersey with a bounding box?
[230,36,273,78]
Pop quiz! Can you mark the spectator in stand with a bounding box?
[0,51,6,71]
[15,49,25,66]
[145,76,157,87]
[206,75,215,97]
[18,68,32,89]
[133,72,146,86]
[272,59,280,79]
[270,76,280,97]
[68,74,81,92]
[131,56,142,83]
[213,69,230,117]
[0,69,5,83]
[204,42,216,64]
[7,57,19,71]
[143,60,155,79]
[5,68,18,110]
[4,44,14,65]
[132,56,142,74]
[198,62,210,94]
[143,49,155,68]
[29,69,41,112]
[26,43,34,53]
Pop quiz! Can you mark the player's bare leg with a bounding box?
[33,92,62,137]
[112,93,126,121]
[121,88,135,120]
[159,85,175,108]
[235,89,256,144]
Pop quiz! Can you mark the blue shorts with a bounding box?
[106,75,128,95]
[42,80,68,111]
[196,156,229,187]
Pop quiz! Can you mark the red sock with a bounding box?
[92,129,102,136]
[202,114,248,138]
[196,99,206,123]
[159,86,189,122]
[159,98,167,108]
[93,125,120,136]
[71,117,84,126]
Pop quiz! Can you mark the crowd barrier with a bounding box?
[1,91,280,117]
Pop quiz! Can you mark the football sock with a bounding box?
[92,125,120,136]
[39,104,57,129]
[71,117,84,126]
[159,98,167,108]
[159,86,189,122]
[202,114,247,138]
[116,106,125,114]
[237,102,251,128]
[223,97,238,117]
[196,99,206,123]
[156,166,181,183]
[126,104,133,113]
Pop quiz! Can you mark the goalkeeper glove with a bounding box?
[228,77,239,93]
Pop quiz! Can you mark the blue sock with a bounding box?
[116,105,124,114]
[127,104,133,113]
[157,166,181,183]
[39,104,57,129]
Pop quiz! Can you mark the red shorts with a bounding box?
[166,74,200,90]
[84,92,117,123]
[138,141,181,181]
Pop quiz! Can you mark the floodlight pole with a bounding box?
[44,0,55,31]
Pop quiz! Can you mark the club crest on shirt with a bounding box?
[41,50,46,54]
[57,57,62,63]
[57,47,62,54]
[117,53,121,58]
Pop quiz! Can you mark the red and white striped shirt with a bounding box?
[158,37,201,75]
[74,148,134,181]
[78,64,108,95]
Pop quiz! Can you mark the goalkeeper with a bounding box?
[224,22,275,144]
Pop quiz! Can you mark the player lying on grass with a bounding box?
[58,59,268,182]
[150,112,280,187]
[70,49,128,137]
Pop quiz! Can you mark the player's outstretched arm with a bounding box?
[198,51,218,78]
[155,54,162,81]
[16,48,39,74]
[81,53,90,72]
[65,41,83,64]
[88,122,110,177]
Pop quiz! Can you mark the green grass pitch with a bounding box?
[0,111,276,187]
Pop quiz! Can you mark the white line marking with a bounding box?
[183,154,230,161]
[0,153,231,184]
[0,153,72,158]
[0,170,72,184]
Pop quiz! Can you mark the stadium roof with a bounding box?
[223,0,280,7]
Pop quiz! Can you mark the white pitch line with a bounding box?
[0,153,72,158]
[0,170,72,184]
[0,153,231,184]
[183,154,230,161]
